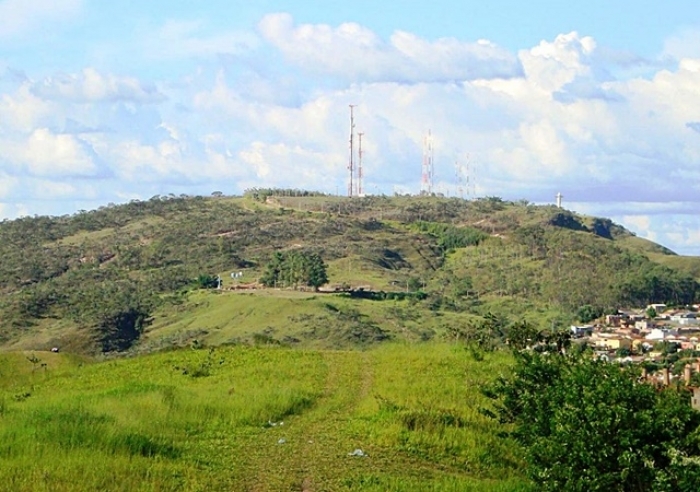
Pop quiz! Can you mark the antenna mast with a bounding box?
[421,130,434,195]
[358,132,364,196]
[455,158,466,199]
[468,156,477,199]
[348,105,356,197]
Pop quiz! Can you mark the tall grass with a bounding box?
[347,344,523,479]
[0,344,530,491]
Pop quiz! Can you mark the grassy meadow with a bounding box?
[0,344,531,491]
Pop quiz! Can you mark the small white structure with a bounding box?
[570,325,594,338]
[645,328,679,341]
[670,313,698,326]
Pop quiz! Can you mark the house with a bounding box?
[671,312,698,326]
[647,303,668,313]
[593,335,632,351]
[692,388,700,411]
[606,315,628,327]
[606,338,632,351]
[646,328,679,341]
[571,325,594,338]
[632,339,647,351]
[635,320,655,330]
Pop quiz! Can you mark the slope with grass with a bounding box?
[0,344,530,492]
[0,192,698,354]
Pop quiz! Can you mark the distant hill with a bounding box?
[0,191,697,354]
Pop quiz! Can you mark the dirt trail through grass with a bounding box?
[239,351,373,491]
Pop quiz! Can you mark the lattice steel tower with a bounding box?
[421,130,434,195]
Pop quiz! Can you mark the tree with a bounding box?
[483,349,700,491]
[195,274,219,289]
[577,304,603,324]
[259,251,328,290]
[304,252,329,290]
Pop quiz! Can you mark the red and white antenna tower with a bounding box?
[348,105,356,197]
[357,132,364,196]
[421,130,434,195]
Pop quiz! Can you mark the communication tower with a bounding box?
[348,105,356,197]
[455,159,466,199]
[421,130,434,195]
[467,156,477,199]
[358,132,364,196]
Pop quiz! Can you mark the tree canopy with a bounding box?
[484,348,700,491]
[260,251,328,290]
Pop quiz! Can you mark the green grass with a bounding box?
[139,290,459,351]
[648,253,700,280]
[0,344,530,491]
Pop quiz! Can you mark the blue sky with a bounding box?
[2,1,700,254]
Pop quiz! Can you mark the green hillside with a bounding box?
[0,192,697,354]
[0,344,530,492]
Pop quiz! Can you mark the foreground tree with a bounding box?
[483,349,700,491]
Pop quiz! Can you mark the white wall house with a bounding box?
[645,328,679,341]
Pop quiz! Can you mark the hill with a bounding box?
[0,191,698,354]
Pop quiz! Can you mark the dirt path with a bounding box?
[237,351,373,491]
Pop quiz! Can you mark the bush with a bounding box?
[484,350,700,491]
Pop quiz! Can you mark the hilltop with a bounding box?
[0,191,698,354]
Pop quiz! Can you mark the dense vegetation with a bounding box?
[260,251,329,290]
[485,340,700,491]
[0,192,698,353]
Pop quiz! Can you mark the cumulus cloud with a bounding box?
[258,13,521,83]
[0,0,82,38]
[1,128,98,177]
[0,83,55,132]
[32,68,165,104]
[3,14,700,253]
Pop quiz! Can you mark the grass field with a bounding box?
[0,344,531,491]
[134,290,482,353]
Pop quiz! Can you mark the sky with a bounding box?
[2,1,700,254]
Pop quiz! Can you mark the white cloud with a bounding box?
[1,128,97,177]
[32,68,165,104]
[3,17,700,254]
[146,19,259,60]
[237,141,340,189]
[258,13,521,83]
[0,84,54,132]
[0,0,82,38]
[0,172,19,199]
[520,32,597,92]
[620,214,655,241]
[663,28,700,61]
